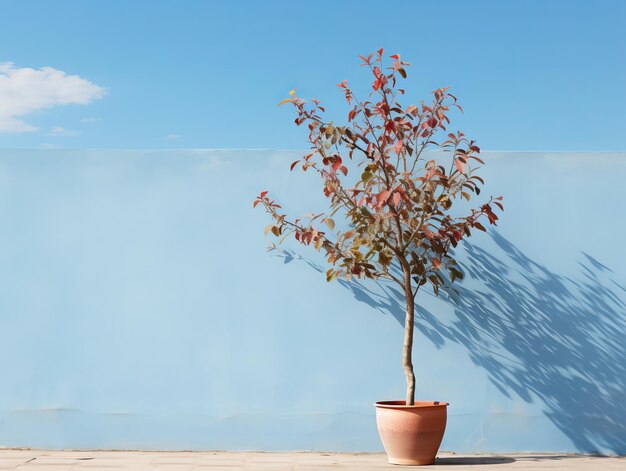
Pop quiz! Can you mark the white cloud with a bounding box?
[46,126,80,137]
[166,133,181,139]
[80,117,99,123]
[0,62,106,133]
[40,143,63,149]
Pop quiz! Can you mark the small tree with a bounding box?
[254,49,502,405]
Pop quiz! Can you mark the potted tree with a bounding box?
[254,49,502,465]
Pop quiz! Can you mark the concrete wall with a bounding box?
[0,149,624,454]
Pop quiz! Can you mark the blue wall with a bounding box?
[0,149,624,454]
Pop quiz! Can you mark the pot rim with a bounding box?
[375,400,449,409]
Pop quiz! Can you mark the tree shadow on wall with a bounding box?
[274,232,626,454]
[441,232,626,455]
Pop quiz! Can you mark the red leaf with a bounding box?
[290,160,300,171]
[473,221,486,232]
[358,54,373,65]
[260,191,268,198]
[393,140,403,153]
[455,158,464,173]
[332,156,343,172]
[253,200,260,208]
[390,54,400,60]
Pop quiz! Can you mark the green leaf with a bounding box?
[449,267,464,283]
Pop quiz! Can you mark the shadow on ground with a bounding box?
[435,456,515,465]
[275,231,626,454]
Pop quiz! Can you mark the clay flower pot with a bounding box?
[375,400,448,465]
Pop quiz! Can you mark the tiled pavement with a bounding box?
[0,450,623,470]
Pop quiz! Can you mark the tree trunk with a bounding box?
[402,269,416,405]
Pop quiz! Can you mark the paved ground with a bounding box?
[0,450,623,470]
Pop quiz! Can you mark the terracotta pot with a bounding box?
[375,400,448,466]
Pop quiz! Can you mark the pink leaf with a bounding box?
[377,190,391,206]
[405,104,418,115]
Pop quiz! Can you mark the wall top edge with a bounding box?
[1,148,625,155]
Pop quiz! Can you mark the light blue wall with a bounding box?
[0,149,624,454]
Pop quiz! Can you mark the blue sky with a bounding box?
[0,0,624,151]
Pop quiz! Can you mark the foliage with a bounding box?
[255,49,502,298]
